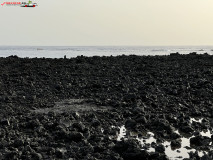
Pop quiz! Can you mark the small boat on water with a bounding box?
[199,49,204,51]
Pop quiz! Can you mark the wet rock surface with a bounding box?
[0,54,213,159]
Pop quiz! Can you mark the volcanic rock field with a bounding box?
[0,53,213,160]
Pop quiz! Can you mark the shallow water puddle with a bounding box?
[163,134,209,159]
[200,129,211,138]
[136,132,156,152]
[190,117,203,124]
[116,117,212,159]
[101,128,104,133]
[117,125,127,141]
[164,140,195,159]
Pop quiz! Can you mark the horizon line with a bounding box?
[0,45,213,47]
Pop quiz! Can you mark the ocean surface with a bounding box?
[0,46,213,58]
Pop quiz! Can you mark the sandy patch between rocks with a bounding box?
[32,99,111,114]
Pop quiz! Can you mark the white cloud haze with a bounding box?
[0,0,213,46]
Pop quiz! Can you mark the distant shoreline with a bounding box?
[0,46,213,58]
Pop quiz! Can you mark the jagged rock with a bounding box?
[14,139,24,148]
[155,144,165,153]
[171,139,181,149]
[1,119,10,126]
[68,132,84,142]
[1,54,213,159]
[125,119,137,129]
[190,135,211,146]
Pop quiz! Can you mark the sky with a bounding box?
[0,0,213,46]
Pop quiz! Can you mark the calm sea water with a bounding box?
[0,46,213,58]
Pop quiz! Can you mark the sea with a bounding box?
[0,46,213,58]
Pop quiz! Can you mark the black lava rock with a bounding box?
[155,144,165,153]
[0,119,10,126]
[171,139,181,149]
[190,135,211,146]
[1,54,213,159]
[125,119,137,129]
[68,132,84,142]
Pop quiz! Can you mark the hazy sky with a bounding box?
[0,0,213,46]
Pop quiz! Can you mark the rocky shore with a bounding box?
[0,53,213,159]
